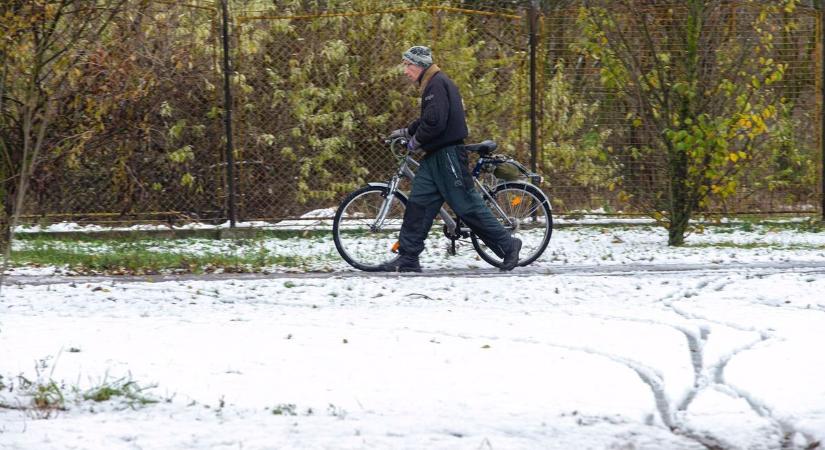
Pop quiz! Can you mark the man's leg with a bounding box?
[435,146,519,267]
[379,155,444,271]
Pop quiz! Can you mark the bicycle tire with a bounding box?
[333,184,408,271]
[470,182,553,268]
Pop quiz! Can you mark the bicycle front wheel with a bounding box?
[333,184,408,271]
[471,182,553,268]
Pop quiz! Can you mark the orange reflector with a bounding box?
[511,196,523,207]
[391,241,400,253]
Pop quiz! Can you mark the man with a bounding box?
[379,45,521,272]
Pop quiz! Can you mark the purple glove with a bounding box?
[407,135,420,151]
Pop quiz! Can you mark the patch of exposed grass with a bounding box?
[1,355,162,417]
[790,219,825,233]
[1,359,69,418]
[83,377,158,407]
[16,376,67,415]
[704,218,825,234]
[14,228,332,242]
[684,241,825,250]
[11,239,310,274]
[1,374,160,416]
[271,403,299,416]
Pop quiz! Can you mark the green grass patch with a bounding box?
[14,228,333,242]
[83,378,158,407]
[684,241,825,250]
[701,218,825,234]
[11,236,312,274]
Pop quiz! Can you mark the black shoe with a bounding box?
[377,255,422,273]
[500,238,522,271]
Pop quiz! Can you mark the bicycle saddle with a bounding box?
[463,140,497,155]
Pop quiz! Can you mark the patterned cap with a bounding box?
[402,46,433,68]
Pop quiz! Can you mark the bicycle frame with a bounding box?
[334,138,553,271]
[371,141,518,236]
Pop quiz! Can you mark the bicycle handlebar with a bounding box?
[385,136,411,160]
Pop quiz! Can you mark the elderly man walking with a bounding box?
[379,45,521,272]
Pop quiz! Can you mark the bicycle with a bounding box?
[332,137,553,271]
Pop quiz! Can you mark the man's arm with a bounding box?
[411,82,449,147]
[407,118,421,136]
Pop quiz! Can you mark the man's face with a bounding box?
[402,60,424,83]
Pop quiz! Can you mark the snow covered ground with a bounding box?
[9,220,825,276]
[2,223,825,449]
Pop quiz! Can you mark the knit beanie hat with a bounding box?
[402,46,433,68]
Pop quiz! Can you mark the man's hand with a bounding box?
[388,128,410,140]
[407,135,420,151]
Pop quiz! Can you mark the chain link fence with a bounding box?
[10,1,227,226]
[232,4,529,221]
[7,0,824,226]
[537,2,823,215]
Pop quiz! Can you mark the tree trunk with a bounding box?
[667,135,691,246]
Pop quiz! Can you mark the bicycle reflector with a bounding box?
[391,241,400,253]
[510,196,523,207]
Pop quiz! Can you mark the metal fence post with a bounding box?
[821,0,825,221]
[220,0,237,227]
[529,0,538,173]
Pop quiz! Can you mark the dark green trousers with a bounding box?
[398,145,514,259]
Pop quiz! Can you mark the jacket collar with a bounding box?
[417,64,441,92]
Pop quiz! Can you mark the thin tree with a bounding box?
[0,0,127,289]
[580,0,796,245]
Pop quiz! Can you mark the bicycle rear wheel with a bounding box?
[471,182,552,267]
[333,185,408,271]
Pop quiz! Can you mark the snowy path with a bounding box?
[5,259,825,287]
[2,269,825,449]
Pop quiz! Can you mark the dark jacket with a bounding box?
[407,65,468,154]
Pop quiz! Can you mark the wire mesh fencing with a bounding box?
[5,0,823,228]
[231,4,529,221]
[230,1,823,222]
[10,1,227,226]
[536,1,823,216]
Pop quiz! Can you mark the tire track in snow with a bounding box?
[397,283,807,450]
[652,279,784,446]
[549,308,710,406]
[396,326,731,450]
[549,274,790,447]
[661,280,821,449]
[529,321,729,450]
[711,338,821,449]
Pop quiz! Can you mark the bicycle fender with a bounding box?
[367,182,390,189]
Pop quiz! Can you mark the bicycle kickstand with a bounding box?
[447,238,457,256]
